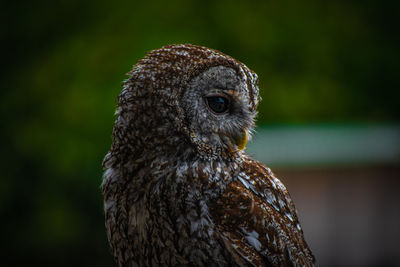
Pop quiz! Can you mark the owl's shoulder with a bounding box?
[209,154,315,266]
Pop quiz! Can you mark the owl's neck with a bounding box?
[103,152,241,197]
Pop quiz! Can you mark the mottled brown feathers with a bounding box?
[102,44,314,266]
[210,156,314,266]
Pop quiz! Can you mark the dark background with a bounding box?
[1,0,399,266]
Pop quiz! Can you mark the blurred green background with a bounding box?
[1,0,399,266]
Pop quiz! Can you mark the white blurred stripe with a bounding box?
[246,124,400,166]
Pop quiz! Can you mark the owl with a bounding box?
[102,44,315,267]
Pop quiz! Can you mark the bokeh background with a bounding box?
[2,0,399,266]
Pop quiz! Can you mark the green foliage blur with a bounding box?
[1,0,398,266]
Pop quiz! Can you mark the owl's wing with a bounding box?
[210,156,315,266]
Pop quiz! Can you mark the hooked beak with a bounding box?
[235,130,248,151]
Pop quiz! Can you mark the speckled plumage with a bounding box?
[102,44,315,267]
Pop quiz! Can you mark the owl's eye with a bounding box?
[205,95,230,114]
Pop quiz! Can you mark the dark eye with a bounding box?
[205,95,230,114]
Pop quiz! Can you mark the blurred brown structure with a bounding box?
[279,165,400,267]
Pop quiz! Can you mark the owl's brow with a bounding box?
[221,89,239,97]
[207,88,239,97]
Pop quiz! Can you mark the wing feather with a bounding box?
[210,155,315,266]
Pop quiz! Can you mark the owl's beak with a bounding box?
[235,130,248,151]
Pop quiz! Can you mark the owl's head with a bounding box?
[182,63,259,159]
[104,44,260,167]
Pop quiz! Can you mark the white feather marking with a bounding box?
[286,213,294,222]
[244,230,262,252]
